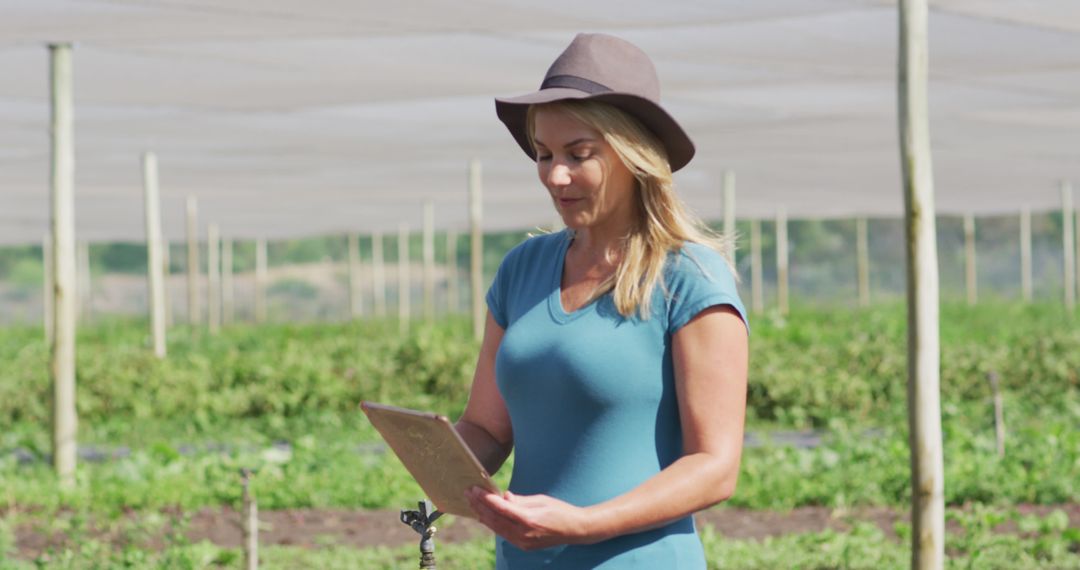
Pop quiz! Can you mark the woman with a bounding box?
[455,33,749,569]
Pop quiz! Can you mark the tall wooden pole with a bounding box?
[186,195,200,325]
[776,208,789,316]
[469,160,484,341]
[446,229,459,314]
[142,152,167,358]
[372,233,386,317]
[43,235,54,345]
[857,217,871,308]
[900,1,946,566]
[348,232,363,319]
[750,219,763,313]
[398,223,411,334]
[254,238,267,323]
[423,201,435,323]
[207,223,221,334]
[964,213,977,306]
[722,170,736,265]
[49,43,77,488]
[1063,182,1076,311]
[1020,207,1032,303]
[222,237,234,326]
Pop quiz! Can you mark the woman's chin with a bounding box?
[562,218,586,231]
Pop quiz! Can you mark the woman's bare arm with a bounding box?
[455,311,514,475]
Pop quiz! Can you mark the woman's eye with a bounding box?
[537,154,552,162]
[572,154,589,161]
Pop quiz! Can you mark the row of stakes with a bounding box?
[240,468,441,570]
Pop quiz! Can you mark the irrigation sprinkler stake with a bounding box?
[401,500,442,569]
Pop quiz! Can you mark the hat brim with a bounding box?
[495,88,695,172]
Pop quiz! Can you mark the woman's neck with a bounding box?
[570,219,633,268]
[566,187,640,267]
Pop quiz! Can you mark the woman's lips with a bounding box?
[558,198,582,207]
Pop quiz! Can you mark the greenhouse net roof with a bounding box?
[1,0,1079,243]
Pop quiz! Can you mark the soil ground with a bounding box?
[12,504,1080,559]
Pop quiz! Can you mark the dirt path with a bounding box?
[184,504,1080,548]
[13,504,1080,559]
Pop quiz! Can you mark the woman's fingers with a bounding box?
[465,488,593,550]
[484,491,533,522]
[466,488,532,544]
[467,488,560,550]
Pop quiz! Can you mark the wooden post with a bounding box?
[207,224,221,334]
[254,238,267,324]
[162,243,173,327]
[899,1,946,566]
[398,223,411,334]
[776,208,789,316]
[423,201,435,323]
[348,232,363,319]
[43,235,54,345]
[1063,182,1075,311]
[241,469,259,570]
[750,219,763,313]
[854,217,871,307]
[988,372,1005,458]
[372,233,386,317]
[186,195,200,325]
[722,170,736,265]
[77,241,91,323]
[142,152,167,358]
[469,160,484,341]
[222,237,234,326]
[1020,207,1032,303]
[446,230,459,314]
[49,43,77,488]
[964,213,977,306]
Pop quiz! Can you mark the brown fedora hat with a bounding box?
[495,33,696,172]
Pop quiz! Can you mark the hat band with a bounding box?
[540,74,612,94]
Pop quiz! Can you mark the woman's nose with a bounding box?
[547,163,572,187]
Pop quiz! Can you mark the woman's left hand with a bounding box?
[465,487,599,551]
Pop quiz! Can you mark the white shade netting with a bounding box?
[1,0,1078,244]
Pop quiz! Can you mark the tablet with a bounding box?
[361,401,499,518]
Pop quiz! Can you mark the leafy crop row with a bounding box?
[0,317,477,424]
[2,302,1077,428]
[3,400,1076,514]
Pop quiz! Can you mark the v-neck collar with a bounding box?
[548,230,598,324]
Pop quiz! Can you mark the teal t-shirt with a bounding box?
[486,230,747,570]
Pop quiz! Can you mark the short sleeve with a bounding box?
[665,243,749,335]
[484,232,565,331]
[486,236,536,329]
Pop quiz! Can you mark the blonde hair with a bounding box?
[526,100,735,319]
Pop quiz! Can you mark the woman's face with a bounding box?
[532,106,637,234]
